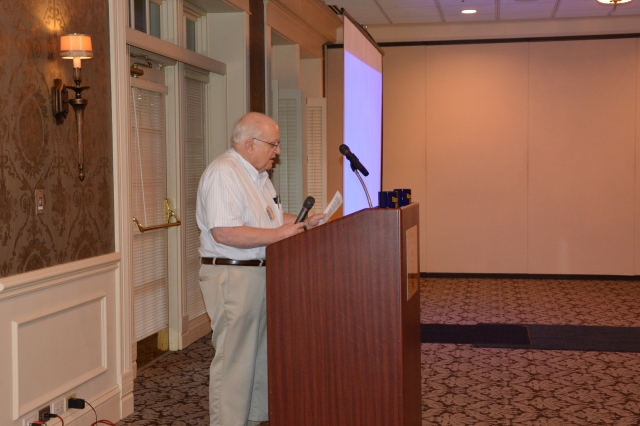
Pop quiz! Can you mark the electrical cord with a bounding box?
[42,413,65,426]
[86,400,98,426]
[85,400,116,426]
[63,397,116,426]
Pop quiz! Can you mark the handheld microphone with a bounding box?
[294,196,315,224]
[339,144,369,176]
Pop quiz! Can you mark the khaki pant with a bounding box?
[199,264,268,426]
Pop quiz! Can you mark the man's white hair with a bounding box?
[230,112,272,145]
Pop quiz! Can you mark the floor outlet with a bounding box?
[23,412,37,426]
[52,397,65,415]
[38,405,51,421]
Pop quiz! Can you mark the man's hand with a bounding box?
[305,213,327,230]
[277,222,306,240]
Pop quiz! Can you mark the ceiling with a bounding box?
[323,0,640,25]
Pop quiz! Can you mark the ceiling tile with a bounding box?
[386,6,443,23]
[444,12,500,21]
[385,6,442,17]
[441,5,496,15]
[500,0,556,19]
[337,5,392,24]
[392,14,445,22]
[613,4,640,15]
[438,0,496,6]
[554,1,612,18]
[378,0,439,7]
[499,11,555,19]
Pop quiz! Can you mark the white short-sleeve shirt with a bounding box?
[197,148,283,260]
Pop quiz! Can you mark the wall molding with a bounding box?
[12,293,107,419]
[373,32,640,47]
[0,252,120,301]
[109,0,136,418]
[126,28,227,75]
[266,0,341,58]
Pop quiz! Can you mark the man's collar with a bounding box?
[230,148,269,185]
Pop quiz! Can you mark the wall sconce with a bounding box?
[52,34,93,181]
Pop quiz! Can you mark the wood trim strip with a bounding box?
[421,272,640,280]
[0,253,120,300]
[376,32,640,47]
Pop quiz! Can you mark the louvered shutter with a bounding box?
[131,84,169,342]
[277,89,303,214]
[306,98,327,215]
[184,73,207,320]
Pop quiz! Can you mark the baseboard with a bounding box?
[421,272,640,280]
[119,369,135,419]
[58,385,121,426]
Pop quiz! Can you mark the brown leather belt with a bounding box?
[201,257,266,267]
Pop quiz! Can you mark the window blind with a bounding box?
[277,91,303,214]
[185,76,207,320]
[131,86,169,342]
[306,99,327,216]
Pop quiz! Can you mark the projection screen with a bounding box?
[342,14,383,215]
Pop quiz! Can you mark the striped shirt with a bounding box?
[196,148,283,260]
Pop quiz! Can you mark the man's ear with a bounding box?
[244,138,254,154]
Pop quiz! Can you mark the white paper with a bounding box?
[318,191,343,225]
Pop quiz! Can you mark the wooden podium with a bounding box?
[266,203,421,426]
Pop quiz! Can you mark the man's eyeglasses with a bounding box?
[253,137,281,148]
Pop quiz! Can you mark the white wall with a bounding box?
[300,58,323,98]
[208,10,250,153]
[382,37,640,275]
[527,38,637,275]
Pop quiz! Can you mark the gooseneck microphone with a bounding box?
[339,145,373,209]
[294,196,315,224]
[339,144,369,176]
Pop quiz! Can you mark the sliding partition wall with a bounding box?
[382,37,639,275]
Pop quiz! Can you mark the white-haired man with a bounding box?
[197,112,324,426]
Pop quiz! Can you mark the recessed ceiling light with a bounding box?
[597,0,632,4]
[461,9,477,14]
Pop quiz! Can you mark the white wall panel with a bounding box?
[0,254,119,425]
[424,43,529,273]
[382,45,428,270]
[13,295,107,418]
[528,38,636,275]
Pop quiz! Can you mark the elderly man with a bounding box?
[197,112,324,426]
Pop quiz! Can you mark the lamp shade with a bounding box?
[597,0,632,3]
[60,34,93,68]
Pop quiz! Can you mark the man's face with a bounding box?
[250,124,281,173]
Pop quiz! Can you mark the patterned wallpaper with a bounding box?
[0,0,114,277]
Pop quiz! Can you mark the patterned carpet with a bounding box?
[117,339,213,425]
[118,277,640,425]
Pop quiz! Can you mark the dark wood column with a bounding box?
[249,0,266,113]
